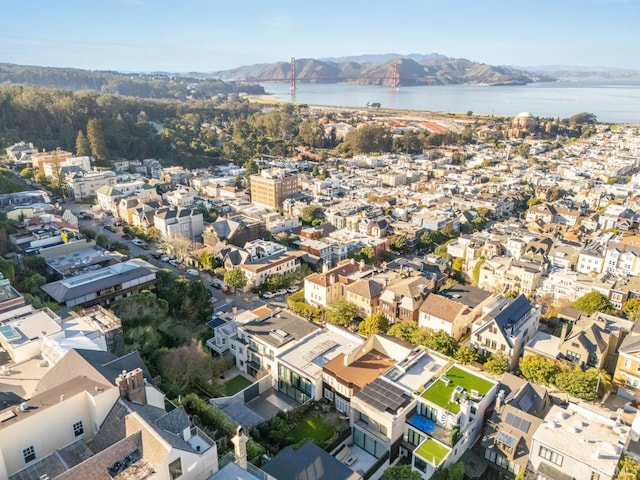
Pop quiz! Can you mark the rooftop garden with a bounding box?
[421,366,494,414]
[415,438,451,467]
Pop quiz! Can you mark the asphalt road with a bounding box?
[65,200,270,315]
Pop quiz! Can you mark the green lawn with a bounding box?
[223,375,252,396]
[415,438,450,466]
[290,417,336,445]
[421,366,494,414]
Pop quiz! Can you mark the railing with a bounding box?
[364,451,389,480]
[191,426,215,450]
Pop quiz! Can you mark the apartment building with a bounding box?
[471,294,541,371]
[304,259,373,308]
[233,308,318,379]
[250,169,300,209]
[153,207,204,241]
[530,403,629,480]
[411,365,498,478]
[276,324,364,404]
[322,334,410,415]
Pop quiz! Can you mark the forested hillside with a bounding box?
[0,84,264,166]
[0,63,264,100]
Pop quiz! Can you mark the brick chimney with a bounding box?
[116,368,147,405]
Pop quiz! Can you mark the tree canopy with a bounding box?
[570,291,614,315]
[325,298,359,326]
[224,268,247,292]
[357,312,389,337]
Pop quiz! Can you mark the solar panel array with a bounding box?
[358,378,407,413]
[505,412,531,433]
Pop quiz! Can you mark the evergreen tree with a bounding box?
[86,118,109,161]
[75,129,91,156]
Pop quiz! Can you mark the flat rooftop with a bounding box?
[278,325,363,380]
[415,438,450,467]
[421,365,495,414]
[0,356,52,400]
[383,348,449,393]
[533,404,628,478]
[46,246,123,276]
[240,309,319,349]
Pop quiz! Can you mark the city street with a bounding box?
[64,200,270,315]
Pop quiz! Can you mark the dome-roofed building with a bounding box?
[509,112,537,137]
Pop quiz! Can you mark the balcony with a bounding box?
[206,337,228,355]
[188,426,215,454]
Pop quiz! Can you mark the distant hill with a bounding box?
[514,64,640,81]
[0,63,264,99]
[209,55,553,86]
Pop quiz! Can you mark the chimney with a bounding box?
[350,258,356,265]
[560,323,568,343]
[496,389,505,412]
[359,259,365,270]
[116,368,147,405]
[231,425,249,469]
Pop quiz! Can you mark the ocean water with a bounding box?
[261,80,640,124]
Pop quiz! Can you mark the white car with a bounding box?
[169,259,180,267]
[262,292,275,299]
[287,285,300,293]
[132,239,145,246]
[275,289,288,296]
[186,269,199,276]
[161,255,170,262]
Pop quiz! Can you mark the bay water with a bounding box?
[262,80,640,124]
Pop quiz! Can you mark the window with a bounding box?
[590,473,600,480]
[73,421,84,437]
[169,457,183,479]
[539,446,563,466]
[23,446,36,464]
[359,412,370,425]
[407,428,424,446]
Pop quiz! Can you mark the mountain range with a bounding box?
[209,54,554,86]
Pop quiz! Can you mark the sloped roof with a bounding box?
[419,294,467,322]
[262,441,356,480]
[345,278,384,299]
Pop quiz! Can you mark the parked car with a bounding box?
[262,292,275,299]
[211,282,222,289]
[103,224,115,232]
[132,239,145,247]
[287,285,301,293]
[275,289,288,296]
[161,255,170,262]
[186,269,199,276]
[151,252,162,259]
[222,288,233,295]
[169,259,180,267]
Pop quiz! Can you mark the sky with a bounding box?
[1,0,639,72]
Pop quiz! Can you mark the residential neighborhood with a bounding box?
[2,114,640,480]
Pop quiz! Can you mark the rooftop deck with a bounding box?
[415,438,450,467]
[420,365,493,414]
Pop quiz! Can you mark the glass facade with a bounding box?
[353,428,386,459]
[278,364,312,403]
